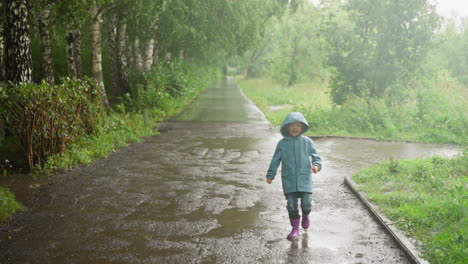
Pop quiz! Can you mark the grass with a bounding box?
[237,76,331,127]
[236,76,468,145]
[32,111,159,178]
[352,152,467,264]
[0,187,26,222]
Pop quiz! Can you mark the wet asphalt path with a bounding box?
[0,77,459,264]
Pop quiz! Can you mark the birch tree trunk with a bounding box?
[4,0,33,83]
[73,30,83,79]
[0,26,4,81]
[107,14,118,96]
[128,42,134,67]
[116,21,130,96]
[38,7,54,83]
[90,1,109,109]
[133,38,143,71]
[143,38,154,72]
[65,30,77,78]
[152,39,159,65]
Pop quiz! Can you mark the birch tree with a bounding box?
[4,0,33,83]
[36,3,54,83]
[90,0,109,109]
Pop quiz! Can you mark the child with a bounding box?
[266,112,321,239]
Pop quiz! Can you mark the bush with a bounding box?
[0,78,104,169]
[127,60,221,114]
[35,110,157,177]
[33,63,221,177]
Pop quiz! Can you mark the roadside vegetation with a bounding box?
[352,151,467,264]
[238,75,468,145]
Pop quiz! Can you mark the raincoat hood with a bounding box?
[280,112,310,137]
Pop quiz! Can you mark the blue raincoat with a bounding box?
[266,112,321,194]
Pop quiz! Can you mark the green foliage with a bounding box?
[353,152,468,264]
[323,0,440,104]
[0,186,26,221]
[0,78,104,169]
[300,93,468,145]
[433,21,468,85]
[237,77,331,126]
[237,77,468,145]
[34,110,157,178]
[152,59,194,98]
[243,2,327,85]
[32,62,220,178]
[270,5,324,86]
[127,60,218,112]
[156,0,278,64]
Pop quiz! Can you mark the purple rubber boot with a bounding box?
[302,215,310,229]
[287,218,300,239]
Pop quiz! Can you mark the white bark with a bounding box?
[4,0,32,83]
[117,22,130,95]
[90,1,109,109]
[73,30,83,79]
[38,7,54,83]
[143,38,155,72]
[133,38,143,71]
[66,30,77,79]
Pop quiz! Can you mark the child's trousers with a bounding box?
[285,192,312,219]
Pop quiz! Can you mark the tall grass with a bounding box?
[352,152,468,264]
[33,111,158,177]
[237,76,468,145]
[237,77,331,126]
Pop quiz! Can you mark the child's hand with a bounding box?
[267,178,273,184]
[312,166,319,173]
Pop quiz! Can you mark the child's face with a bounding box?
[287,122,302,137]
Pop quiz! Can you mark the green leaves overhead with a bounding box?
[154,0,278,62]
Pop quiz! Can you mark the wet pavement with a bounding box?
[0,77,459,264]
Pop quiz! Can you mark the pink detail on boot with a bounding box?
[302,215,310,229]
[287,218,300,239]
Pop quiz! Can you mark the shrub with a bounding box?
[126,59,195,112]
[0,78,104,169]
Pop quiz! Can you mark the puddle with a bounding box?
[204,203,264,238]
